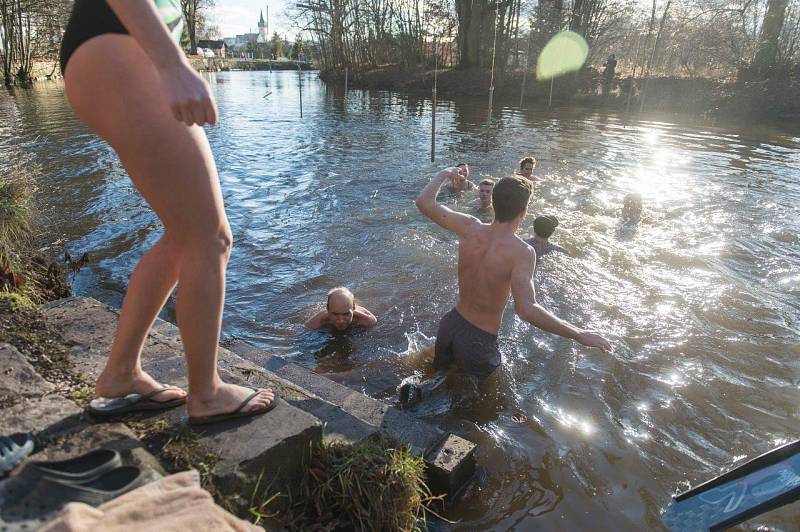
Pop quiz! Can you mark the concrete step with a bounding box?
[230,340,477,496]
[42,296,476,498]
[41,297,323,506]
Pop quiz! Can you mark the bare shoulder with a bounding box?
[512,234,536,260]
[304,309,328,329]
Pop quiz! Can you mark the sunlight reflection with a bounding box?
[541,403,596,436]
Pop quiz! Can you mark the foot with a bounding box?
[186,382,274,419]
[95,368,187,403]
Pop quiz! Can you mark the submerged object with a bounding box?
[661,439,800,531]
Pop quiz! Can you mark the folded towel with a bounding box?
[42,470,263,532]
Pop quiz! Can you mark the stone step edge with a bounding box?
[43,297,476,496]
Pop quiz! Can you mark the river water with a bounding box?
[2,71,800,530]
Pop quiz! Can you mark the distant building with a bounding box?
[197,39,227,57]
[227,9,269,50]
[257,9,269,44]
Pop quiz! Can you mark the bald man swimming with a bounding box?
[305,287,378,331]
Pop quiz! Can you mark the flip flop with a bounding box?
[86,386,186,418]
[188,389,279,426]
[0,433,35,479]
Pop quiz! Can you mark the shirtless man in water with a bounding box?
[415,168,611,380]
[305,287,378,331]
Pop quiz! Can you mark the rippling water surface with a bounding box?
[3,72,800,530]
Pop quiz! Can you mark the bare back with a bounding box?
[456,222,532,334]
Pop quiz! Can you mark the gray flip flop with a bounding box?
[87,386,186,418]
[0,434,34,479]
[188,389,279,426]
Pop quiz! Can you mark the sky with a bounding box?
[211,0,294,39]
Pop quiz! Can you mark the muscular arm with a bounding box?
[353,306,378,327]
[304,310,328,330]
[511,247,611,350]
[416,169,481,237]
[511,249,582,338]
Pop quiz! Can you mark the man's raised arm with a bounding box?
[416,168,480,236]
[511,247,611,351]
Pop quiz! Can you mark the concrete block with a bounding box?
[183,398,322,504]
[424,433,477,496]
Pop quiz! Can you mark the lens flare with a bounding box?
[536,31,589,81]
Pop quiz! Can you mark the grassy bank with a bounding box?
[319,65,800,125]
[189,57,314,73]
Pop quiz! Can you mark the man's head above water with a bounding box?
[492,175,532,224]
[478,178,495,209]
[305,287,378,331]
[326,287,356,330]
[622,192,643,223]
[533,215,559,240]
[518,156,537,181]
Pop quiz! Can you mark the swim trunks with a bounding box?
[60,0,184,75]
[434,308,500,379]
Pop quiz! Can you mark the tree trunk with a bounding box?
[753,0,789,72]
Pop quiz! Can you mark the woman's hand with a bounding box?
[158,62,218,127]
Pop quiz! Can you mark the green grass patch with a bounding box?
[0,149,36,274]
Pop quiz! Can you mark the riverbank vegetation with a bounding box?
[267,437,442,531]
[294,0,800,120]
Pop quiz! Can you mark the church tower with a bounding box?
[257,8,269,43]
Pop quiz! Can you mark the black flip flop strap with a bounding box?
[139,386,181,401]
[232,390,262,415]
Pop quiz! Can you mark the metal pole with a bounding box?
[519,35,531,108]
[431,40,438,163]
[625,34,642,115]
[298,66,303,118]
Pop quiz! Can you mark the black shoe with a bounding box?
[0,449,121,507]
[1,466,147,531]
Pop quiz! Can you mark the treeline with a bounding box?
[0,0,218,86]
[291,0,800,81]
[0,0,71,85]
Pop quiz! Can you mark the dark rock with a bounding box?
[0,395,83,438]
[0,342,55,401]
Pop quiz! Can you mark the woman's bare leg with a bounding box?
[64,34,273,416]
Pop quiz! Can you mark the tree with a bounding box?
[753,0,790,72]
[270,32,284,58]
[180,0,214,54]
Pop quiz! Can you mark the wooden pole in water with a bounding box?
[625,33,642,115]
[548,77,554,106]
[298,65,303,118]
[431,39,438,163]
[519,34,531,108]
[487,6,499,127]
[344,67,348,96]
